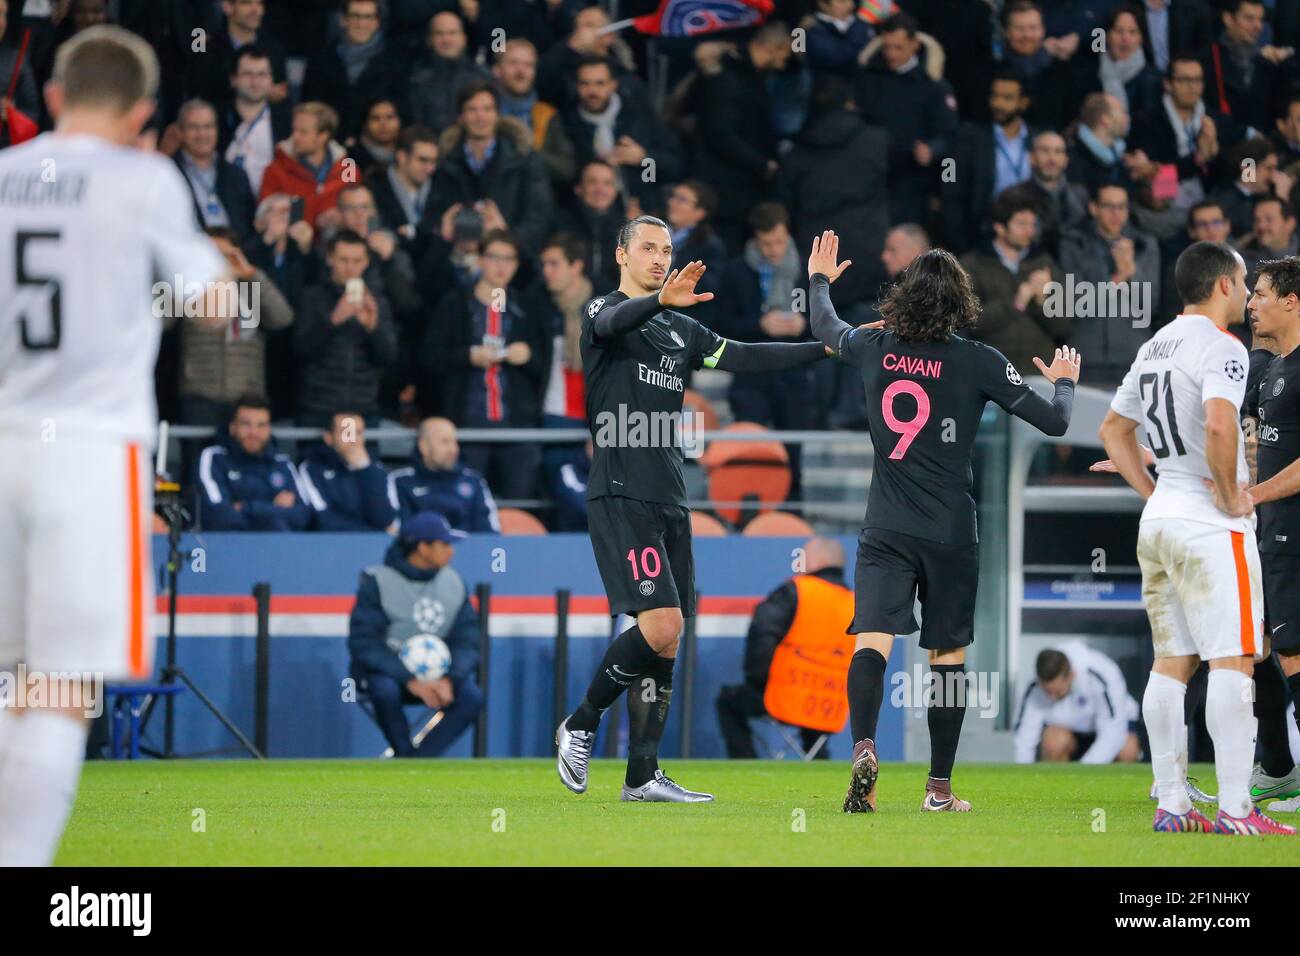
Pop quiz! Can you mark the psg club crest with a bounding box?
[270,472,285,489]
[587,298,605,318]
[1224,359,1245,382]
[670,330,685,348]
[1275,377,1286,397]
[1006,363,1023,385]
[639,580,656,596]
[413,597,446,633]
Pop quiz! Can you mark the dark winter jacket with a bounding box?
[299,442,398,532]
[417,285,551,428]
[301,40,404,142]
[431,117,555,255]
[775,107,891,307]
[293,278,398,419]
[388,455,501,532]
[194,433,312,531]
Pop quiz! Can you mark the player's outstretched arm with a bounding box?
[590,292,663,340]
[807,230,856,355]
[1098,408,1156,500]
[992,347,1079,437]
[705,337,829,372]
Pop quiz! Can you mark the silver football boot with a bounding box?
[556,718,595,794]
[621,770,714,803]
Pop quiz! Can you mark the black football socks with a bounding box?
[567,624,661,732]
[1255,654,1293,777]
[625,656,676,787]
[927,663,967,780]
[848,648,887,744]
[1287,670,1300,761]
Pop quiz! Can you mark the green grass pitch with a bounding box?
[58,760,1297,866]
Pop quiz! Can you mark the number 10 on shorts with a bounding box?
[626,547,662,580]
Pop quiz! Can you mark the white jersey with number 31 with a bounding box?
[0,132,225,443]
[1111,312,1251,532]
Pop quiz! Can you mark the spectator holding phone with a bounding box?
[293,230,398,428]
[417,230,549,502]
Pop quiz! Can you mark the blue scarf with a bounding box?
[1077,123,1126,167]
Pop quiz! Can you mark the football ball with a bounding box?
[399,634,451,681]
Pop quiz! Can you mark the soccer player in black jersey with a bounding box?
[806,231,1082,812]
[1242,258,1300,807]
[555,215,830,802]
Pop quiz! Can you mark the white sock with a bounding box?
[0,712,89,866]
[1205,669,1257,819]
[1144,671,1191,814]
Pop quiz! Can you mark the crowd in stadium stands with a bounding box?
[6,0,1300,529]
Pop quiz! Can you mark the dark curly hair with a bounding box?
[878,249,981,343]
[1256,256,1300,301]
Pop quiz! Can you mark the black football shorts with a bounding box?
[1263,552,1300,652]
[849,527,980,650]
[588,495,696,617]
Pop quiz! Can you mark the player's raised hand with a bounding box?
[1032,346,1081,383]
[657,260,714,308]
[807,230,853,282]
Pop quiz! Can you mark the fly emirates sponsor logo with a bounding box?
[638,355,684,392]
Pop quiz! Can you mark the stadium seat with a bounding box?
[690,511,729,536]
[498,508,548,534]
[105,684,185,759]
[699,422,792,525]
[762,719,831,762]
[741,511,814,537]
[682,388,721,433]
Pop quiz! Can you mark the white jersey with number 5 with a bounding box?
[0,132,225,443]
[1111,312,1251,532]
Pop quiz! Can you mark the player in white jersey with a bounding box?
[1100,241,1295,835]
[0,27,227,866]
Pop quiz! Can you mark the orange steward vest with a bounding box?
[763,574,856,733]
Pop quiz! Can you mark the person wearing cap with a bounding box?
[347,512,484,756]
